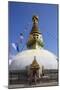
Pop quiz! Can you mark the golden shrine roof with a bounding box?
[30,25,40,34]
[30,59,40,69]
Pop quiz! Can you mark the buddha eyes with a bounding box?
[33,34,38,39]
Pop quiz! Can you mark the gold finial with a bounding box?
[32,15,39,24]
[31,56,40,69]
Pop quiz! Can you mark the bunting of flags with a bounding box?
[11,23,30,52]
[11,32,24,52]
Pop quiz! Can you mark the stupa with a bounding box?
[9,15,58,85]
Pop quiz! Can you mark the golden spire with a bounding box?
[30,15,40,34]
[27,15,44,49]
[30,56,40,69]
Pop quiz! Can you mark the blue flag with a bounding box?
[16,43,20,52]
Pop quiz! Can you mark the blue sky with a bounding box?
[8,2,58,56]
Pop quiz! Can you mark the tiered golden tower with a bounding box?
[27,15,44,49]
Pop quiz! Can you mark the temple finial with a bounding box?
[32,15,39,24]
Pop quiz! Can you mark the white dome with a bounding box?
[9,49,58,70]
